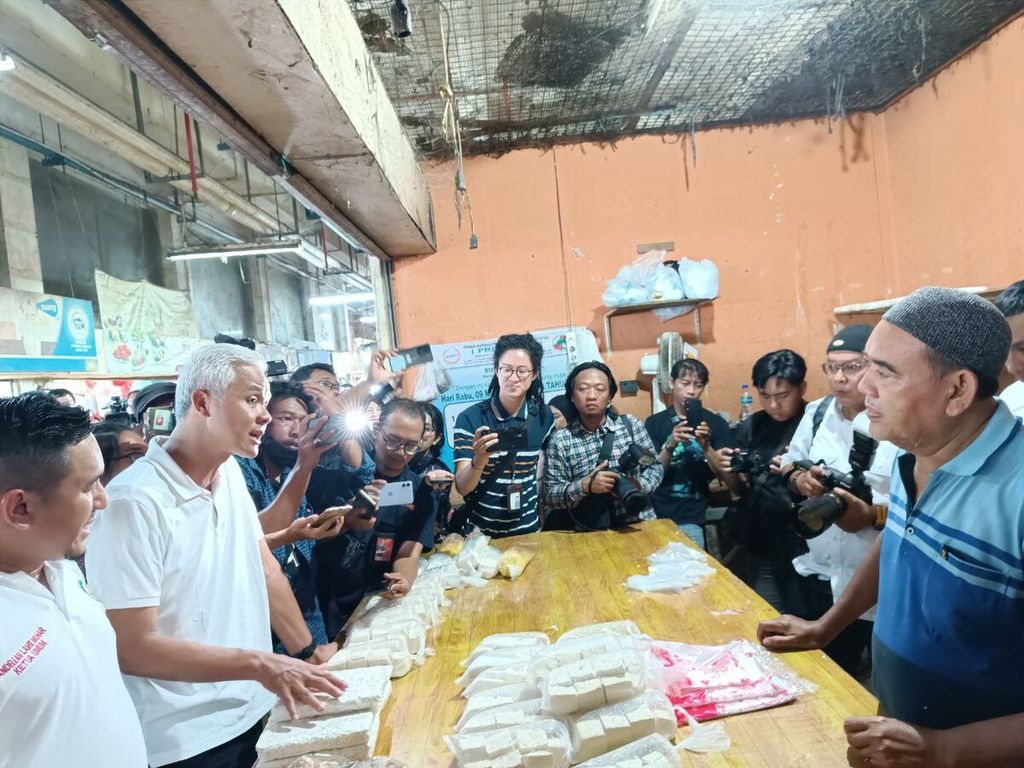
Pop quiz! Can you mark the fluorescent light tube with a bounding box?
[308,292,375,307]
[167,239,302,262]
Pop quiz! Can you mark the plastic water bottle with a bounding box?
[739,384,753,421]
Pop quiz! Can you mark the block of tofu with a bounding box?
[457,648,535,687]
[541,650,647,714]
[463,632,551,666]
[447,718,572,768]
[327,640,414,679]
[255,711,378,763]
[458,697,544,734]
[572,692,677,762]
[529,635,627,682]
[574,734,682,768]
[557,621,643,643]
[462,661,532,699]
[266,665,393,725]
[345,621,426,656]
[456,682,541,730]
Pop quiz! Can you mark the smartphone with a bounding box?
[308,414,346,445]
[494,426,527,453]
[379,480,415,507]
[384,344,433,373]
[145,407,176,437]
[682,398,703,428]
[352,489,378,519]
[312,506,349,529]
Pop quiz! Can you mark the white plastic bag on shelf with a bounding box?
[602,251,682,308]
[574,734,682,768]
[677,258,719,299]
[569,691,677,762]
[445,718,572,768]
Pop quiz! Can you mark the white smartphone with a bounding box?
[378,480,415,507]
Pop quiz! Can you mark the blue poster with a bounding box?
[0,288,98,373]
[428,326,601,467]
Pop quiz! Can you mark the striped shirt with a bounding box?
[453,396,554,537]
[873,401,1024,728]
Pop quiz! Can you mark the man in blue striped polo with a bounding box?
[759,287,1023,767]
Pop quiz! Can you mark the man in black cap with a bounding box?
[132,381,176,442]
[774,324,898,677]
[760,287,1024,767]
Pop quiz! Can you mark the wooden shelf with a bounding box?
[603,297,715,353]
[833,286,1002,319]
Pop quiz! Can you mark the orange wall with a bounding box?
[393,15,1024,417]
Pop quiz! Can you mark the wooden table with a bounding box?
[375,520,876,767]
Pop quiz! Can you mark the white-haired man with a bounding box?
[87,344,345,768]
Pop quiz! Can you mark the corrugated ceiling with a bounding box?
[347,0,1024,156]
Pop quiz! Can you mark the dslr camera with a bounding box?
[608,443,657,525]
[791,429,878,538]
[729,449,770,478]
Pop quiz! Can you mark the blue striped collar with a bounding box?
[938,401,1021,477]
[491,395,528,421]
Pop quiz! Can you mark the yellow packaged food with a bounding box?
[498,544,537,580]
[436,533,465,557]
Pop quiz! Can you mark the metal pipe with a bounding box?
[0,124,240,243]
[183,111,199,197]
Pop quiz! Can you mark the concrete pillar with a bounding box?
[248,257,274,343]
[0,140,44,293]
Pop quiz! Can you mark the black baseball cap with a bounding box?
[134,382,176,420]
[826,324,872,355]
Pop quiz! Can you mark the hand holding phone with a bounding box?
[383,344,433,373]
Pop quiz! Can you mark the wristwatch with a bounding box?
[291,640,318,661]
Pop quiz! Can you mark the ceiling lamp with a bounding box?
[308,292,375,307]
[167,238,302,262]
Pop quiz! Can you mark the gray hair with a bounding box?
[175,343,268,420]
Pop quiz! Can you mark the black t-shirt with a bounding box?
[645,405,738,525]
[315,461,434,637]
[730,408,808,562]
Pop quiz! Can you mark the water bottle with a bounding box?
[739,384,753,421]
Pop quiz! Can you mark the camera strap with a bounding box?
[593,411,635,470]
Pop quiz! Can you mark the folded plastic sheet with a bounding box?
[651,640,815,724]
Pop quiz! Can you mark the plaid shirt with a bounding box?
[543,412,664,521]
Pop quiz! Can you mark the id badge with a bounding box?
[374,535,395,563]
[507,483,523,512]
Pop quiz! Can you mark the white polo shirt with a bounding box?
[87,438,276,767]
[999,380,1024,418]
[782,399,898,620]
[0,559,148,768]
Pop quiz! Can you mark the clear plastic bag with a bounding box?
[455,682,542,731]
[528,634,628,682]
[538,649,652,715]
[626,543,715,593]
[463,632,551,666]
[498,543,537,580]
[476,545,502,579]
[569,692,677,762]
[601,252,683,308]
[456,697,545,735]
[574,734,682,768]
[267,665,393,724]
[677,257,719,299]
[445,718,572,768]
[557,620,644,643]
[462,661,532,699]
[457,647,534,686]
[436,533,466,557]
[279,757,408,768]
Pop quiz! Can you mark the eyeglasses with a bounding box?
[380,430,422,455]
[314,378,342,393]
[821,360,867,377]
[112,450,145,465]
[497,366,534,380]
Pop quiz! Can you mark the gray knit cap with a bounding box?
[882,286,1011,381]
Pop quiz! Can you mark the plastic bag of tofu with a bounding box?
[463,632,551,666]
[283,758,409,768]
[456,682,542,731]
[462,660,533,699]
[457,697,546,735]
[529,634,640,682]
[445,718,572,768]
[267,665,393,724]
[569,692,677,763]
[458,647,536,686]
[538,648,660,715]
[574,734,682,768]
[557,621,645,643]
[455,530,492,575]
[476,545,502,579]
[328,637,416,679]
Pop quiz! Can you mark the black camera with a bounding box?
[792,429,878,538]
[493,424,528,453]
[610,443,657,524]
[730,449,769,477]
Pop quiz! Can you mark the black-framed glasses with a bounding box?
[497,365,534,380]
[380,430,422,455]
